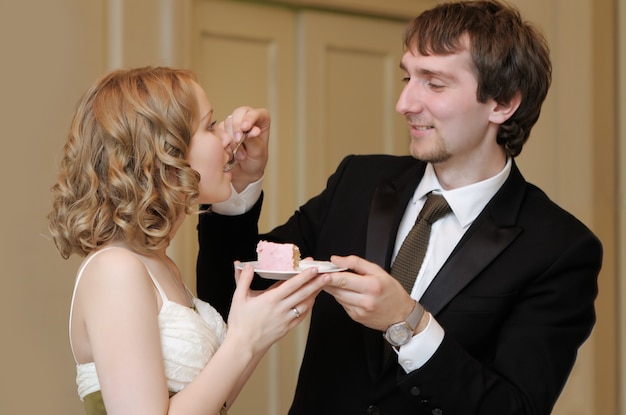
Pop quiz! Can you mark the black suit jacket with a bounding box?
[197,155,602,415]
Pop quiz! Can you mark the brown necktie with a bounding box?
[391,193,451,292]
[382,193,451,366]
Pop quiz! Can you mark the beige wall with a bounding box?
[618,0,626,411]
[0,2,106,414]
[0,0,620,414]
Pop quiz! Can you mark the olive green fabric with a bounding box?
[81,390,227,414]
[82,391,106,415]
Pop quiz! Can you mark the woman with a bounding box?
[48,67,327,414]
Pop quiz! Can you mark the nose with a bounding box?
[396,82,422,116]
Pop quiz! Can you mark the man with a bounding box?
[197,1,602,414]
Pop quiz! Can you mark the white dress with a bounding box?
[69,247,227,403]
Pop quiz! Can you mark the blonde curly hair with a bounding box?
[48,67,202,259]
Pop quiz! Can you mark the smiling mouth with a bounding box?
[410,124,434,133]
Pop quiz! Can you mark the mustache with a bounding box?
[405,116,434,128]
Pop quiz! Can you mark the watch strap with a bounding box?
[383,300,426,347]
[405,300,425,332]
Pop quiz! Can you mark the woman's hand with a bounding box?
[225,262,329,354]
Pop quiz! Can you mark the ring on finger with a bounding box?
[291,307,301,319]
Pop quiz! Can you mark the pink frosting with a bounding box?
[256,241,300,271]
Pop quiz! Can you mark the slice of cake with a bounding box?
[256,240,301,271]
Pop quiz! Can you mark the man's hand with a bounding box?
[221,107,270,192]
[323,255,418,332]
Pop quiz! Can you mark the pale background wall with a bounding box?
[0,0,621,414]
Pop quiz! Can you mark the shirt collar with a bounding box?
[414,158,512,228]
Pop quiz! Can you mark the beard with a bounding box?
[408,134,451,164]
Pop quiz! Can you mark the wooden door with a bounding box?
[296,11,409,202]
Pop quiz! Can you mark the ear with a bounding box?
[488,91,521,125]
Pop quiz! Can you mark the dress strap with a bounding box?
[133,256,169,303]
[68,247,169,363]
[69,247,116,363]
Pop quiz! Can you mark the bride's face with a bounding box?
[186,82,233,205]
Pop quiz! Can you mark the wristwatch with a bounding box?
[383,301,424,347]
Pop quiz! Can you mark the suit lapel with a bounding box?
[363,161,425,380]
[420,162,527,315]
[420,217,521,315]
[365,162,426,269]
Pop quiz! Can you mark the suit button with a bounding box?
[432,409,443,415]
[410,386,421,397]
[366,405,380,415]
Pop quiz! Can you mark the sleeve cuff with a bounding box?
[397,313,445,373]
[210,177,263,215]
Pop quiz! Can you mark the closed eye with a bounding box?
[427,82,445,91]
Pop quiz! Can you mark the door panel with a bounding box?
[298,11,409,201]
[192,0,297,232]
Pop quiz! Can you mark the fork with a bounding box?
[223,130,248,172]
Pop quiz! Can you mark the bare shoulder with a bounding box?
[80,246,147,281]
[76,246,156,310]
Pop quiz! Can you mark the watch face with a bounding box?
[386,323,412,346]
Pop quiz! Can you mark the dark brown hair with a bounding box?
[404,0,552,156]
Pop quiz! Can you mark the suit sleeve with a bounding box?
[196,195,265,318]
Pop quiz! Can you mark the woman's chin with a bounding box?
[198,185,232,205]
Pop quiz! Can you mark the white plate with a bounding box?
[235,260,347,280]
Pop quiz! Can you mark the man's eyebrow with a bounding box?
[420,68,448,77]
[399,62,455,80]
